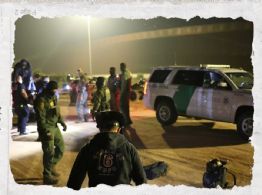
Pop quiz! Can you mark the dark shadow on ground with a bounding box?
[162,122,248,148]
[125,126,146,149]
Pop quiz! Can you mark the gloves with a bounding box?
[61,123,67,132]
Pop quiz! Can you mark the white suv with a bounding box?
[143,65,253,140]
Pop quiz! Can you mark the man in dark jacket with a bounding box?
[67,111,147,190]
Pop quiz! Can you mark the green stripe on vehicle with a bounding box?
[173,85,197,115]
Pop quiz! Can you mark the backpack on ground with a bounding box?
[202,159,236,189]
[143,161,168,180]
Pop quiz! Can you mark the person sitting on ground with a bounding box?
[67,111,147,190]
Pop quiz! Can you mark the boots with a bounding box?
[43,175,58,185]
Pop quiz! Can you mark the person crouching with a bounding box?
[67,111,147,190]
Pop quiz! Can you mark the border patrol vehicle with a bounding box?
[143,65,253,140]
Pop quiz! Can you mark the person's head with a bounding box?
[120,62,126,72]
[80,75,86,82]
[95,111,125,133]
[46,80,58,96]
[16,75,23,84]
[96,77,105,89]
[43,76,50,83]
[33,73,41,81]
[109,67,116,76]
[77,68,82,76]
[20,59,29,69]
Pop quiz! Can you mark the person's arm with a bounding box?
[67,145,89,190]
[20,88,28,100]
[55,98,67,131]
[129,144,147,185]
[34,97,49,135]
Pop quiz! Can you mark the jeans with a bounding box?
[15,105,29,134]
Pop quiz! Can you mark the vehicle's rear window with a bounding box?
[149,70,172,83]
[172,70,204,86]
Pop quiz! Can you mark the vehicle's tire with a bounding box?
[130,91,137,101]
[237,111,253,140]
[156,100,177,126]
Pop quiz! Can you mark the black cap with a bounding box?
[46,80,58,90]
[95,111,125,130]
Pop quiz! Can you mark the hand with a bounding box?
[61,123,67,132]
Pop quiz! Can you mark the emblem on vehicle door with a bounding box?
[223,97,229,104]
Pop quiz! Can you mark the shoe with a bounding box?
[43,176,58,185]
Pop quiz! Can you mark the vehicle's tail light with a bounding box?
[143,81,148,95]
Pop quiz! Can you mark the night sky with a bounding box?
[14,15,253,75]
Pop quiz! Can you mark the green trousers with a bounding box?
[41,127,64,178]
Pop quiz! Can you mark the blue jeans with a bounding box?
[16,105,29,133]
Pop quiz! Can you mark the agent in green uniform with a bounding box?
[67,111,147,190]
[34,81,67,185]
[91,77,110,117]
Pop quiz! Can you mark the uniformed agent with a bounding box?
[67,111,147,190]
[34,80,67,185]
[91,77,110,117]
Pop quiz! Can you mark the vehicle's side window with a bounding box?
[172,70,204,86]
[203,71,232,90]
[149,70,172,83]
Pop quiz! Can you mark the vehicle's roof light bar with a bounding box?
[200,64,231,68]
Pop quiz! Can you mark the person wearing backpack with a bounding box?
[67,111,147,190]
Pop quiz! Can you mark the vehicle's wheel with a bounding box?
[237,111,253,140]
[156,100,177,126]
[130,91,137,101]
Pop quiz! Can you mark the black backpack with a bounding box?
[143,161,168,180]
[203,159,236,189]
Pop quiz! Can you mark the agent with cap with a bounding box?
[34,80,67,185]
[67,111,147,190]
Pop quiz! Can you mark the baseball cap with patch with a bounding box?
[95,111,125,130]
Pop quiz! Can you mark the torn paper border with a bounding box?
[0,1,261,195]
